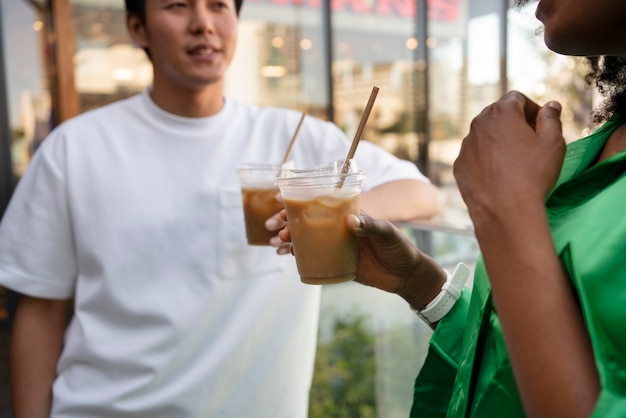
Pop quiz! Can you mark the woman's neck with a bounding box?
[597,122,626,163]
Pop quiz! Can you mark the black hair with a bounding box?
[586,56,626,124]
[125,0,145,22]
[124,0,243,21]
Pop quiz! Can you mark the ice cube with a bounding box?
[304,203,338,223]
[316,196,344,208]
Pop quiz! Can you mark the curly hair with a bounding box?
[586,56,626,124]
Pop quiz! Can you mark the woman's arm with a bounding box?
[11,295,68,418]
[455,91,600,418]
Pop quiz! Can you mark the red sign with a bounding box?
[245,0,462,21]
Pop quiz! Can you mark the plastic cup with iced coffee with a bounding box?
[238,113,306,246]
[237,163,287,246]
[276,159,365,284]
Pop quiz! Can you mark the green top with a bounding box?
[410,117,626,417]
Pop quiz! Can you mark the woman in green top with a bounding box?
[279,0,626,416]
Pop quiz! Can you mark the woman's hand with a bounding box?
[454,91,566,226]
[344,214,422,293]
[276,211,446,310]
[346,214,447,310]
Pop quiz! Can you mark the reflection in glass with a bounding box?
[1,0,48,179]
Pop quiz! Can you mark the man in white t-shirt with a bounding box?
[0,1,441,417]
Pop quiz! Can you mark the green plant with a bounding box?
[309,315,377,418]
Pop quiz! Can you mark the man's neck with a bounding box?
[149,80,225,118]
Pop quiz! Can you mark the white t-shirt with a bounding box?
[0,90,428,418]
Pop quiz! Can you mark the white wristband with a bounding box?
[414,262,471,324]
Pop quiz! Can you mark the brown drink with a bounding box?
[283,193,360,284]
[241,186,283,245]
[237,163,285,246]
[277,160,365,284]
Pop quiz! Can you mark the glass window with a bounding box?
[228,1,329,119]
[1,0,49,180]
[72,1,151,111]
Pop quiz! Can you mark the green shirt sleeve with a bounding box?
[410,288,471,418]
[591,390,626,417]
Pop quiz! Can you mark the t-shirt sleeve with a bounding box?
[0,132,77,299]
[410,288,471,418]
[301,120,430,192]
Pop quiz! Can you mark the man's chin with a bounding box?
[186,72,226,89]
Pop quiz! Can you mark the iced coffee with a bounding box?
[241,186,283,245]
[277,160,365,284]
[238,163,285,246]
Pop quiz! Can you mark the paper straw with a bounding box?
[342,86,379,173]
[282,112,306,164]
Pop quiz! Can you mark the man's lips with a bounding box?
[187,44,219,56]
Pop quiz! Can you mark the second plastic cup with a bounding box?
[238,163,285,246]
[276,160,365,284]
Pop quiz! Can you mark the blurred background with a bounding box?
[0,0,595,416]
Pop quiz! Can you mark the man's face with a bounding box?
[128,0,239,91]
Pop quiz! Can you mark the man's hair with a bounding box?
[124,0,243,20]
[125,0,145,22]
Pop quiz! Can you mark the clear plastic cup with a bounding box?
[276,160,365,284]
[237,163,285,246]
